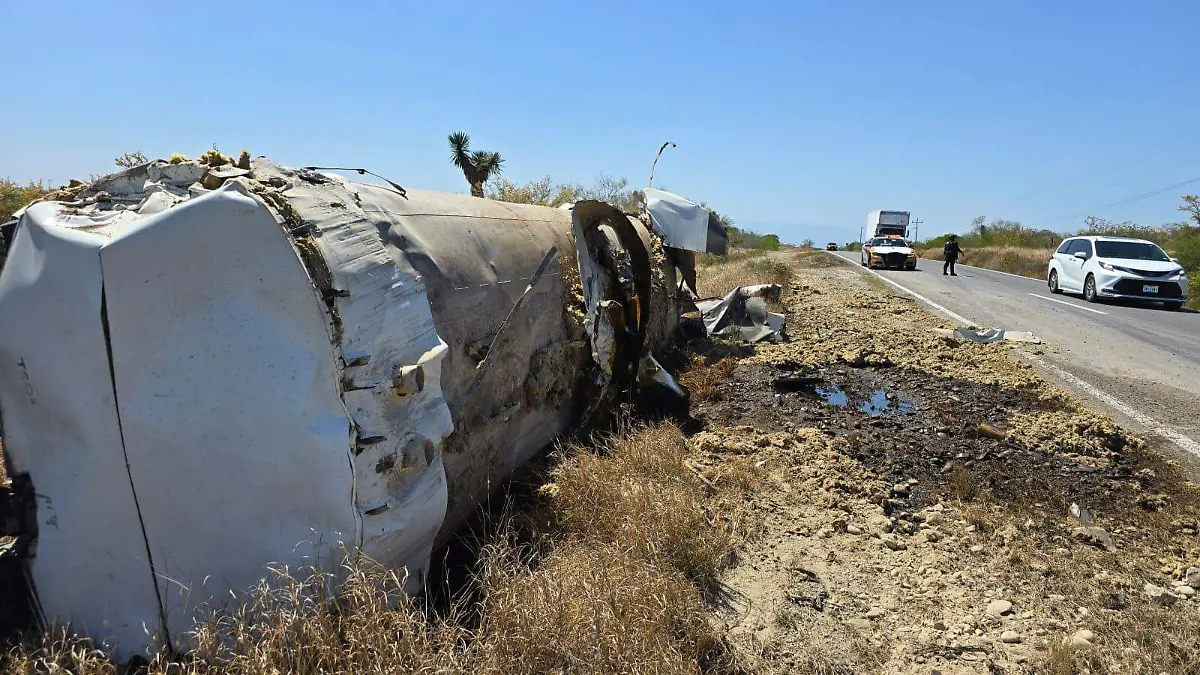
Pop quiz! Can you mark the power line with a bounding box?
[990,128,1200,214]
[1034,176,1200,228]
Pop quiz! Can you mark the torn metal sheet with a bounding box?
[0,157,683,659]
[258,161,581,550]
[932,327,1042,344]
[637,353,686,398]
[644,187,728,255]
[694,285,787,343]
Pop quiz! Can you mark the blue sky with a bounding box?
[3,0,1199,245]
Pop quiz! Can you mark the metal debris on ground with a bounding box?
[932,326,1042,343]
[694,283,787,343]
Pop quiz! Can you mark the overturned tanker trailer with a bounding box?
[0,157,715,658]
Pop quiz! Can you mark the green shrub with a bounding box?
[1,178,49,222]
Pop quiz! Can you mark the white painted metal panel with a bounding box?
[0,205,163,656]
[97,187,356,647]
[878,211,910,227]
[644,188,711,253]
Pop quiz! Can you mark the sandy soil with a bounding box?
[689,251,1200,674]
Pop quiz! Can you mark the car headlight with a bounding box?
[1178,268,1189,279]
[1098,261,1115,271]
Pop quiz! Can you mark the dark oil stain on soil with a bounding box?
[691,359,1200,533]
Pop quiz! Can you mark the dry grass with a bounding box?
[546,423,741,592]
[696,250,794,299]
[946,463,978,503]
[2,424,742,675]
[918,245,1053,280]
[678,354,737,402]
[998,532,1200,674]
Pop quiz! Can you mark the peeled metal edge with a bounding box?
[569,201,654,425]
[247,171,454,587]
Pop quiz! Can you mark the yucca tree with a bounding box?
[448,131,503,198]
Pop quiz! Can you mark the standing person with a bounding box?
[943,234,965,276]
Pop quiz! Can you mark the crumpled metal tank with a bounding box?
[0,158,685,659]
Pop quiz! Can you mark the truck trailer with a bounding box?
[865,210,911,239]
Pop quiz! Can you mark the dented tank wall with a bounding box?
[258,162,593,544]
[0,158,681,658]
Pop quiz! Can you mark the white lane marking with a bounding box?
[852,262,973,325]
[1022,354,1200,459]
[1026,293,1109,315]
[842,254,1200,460]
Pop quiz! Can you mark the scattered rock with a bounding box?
[1069,629,1096,648]
[883,537,907,551]
[970,544,984,553]
[1144,583,1179,605]
[846,524,863,535]
[1173,585,1196,598]
[1071,525,1116,551]
[891,482,910,497]
[1184,567,1200,588]
[845,618,873,630]
[985,599,1013,617]
[933,620,947,631]
[1001,630,1022,644]
[868,514,893,532]
[866,607,887,619]
[1137,493,1170,511]
[1068,502,1094,525]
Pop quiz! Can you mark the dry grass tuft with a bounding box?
[472,539,733,674]
[546,423,740,591]
[697,250,794,299]
[678,354,737,402]
[947,463,978,503]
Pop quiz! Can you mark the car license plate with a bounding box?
[1143,284,1158,294]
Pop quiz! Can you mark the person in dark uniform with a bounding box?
[943,234,965,276]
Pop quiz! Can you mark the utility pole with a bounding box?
[911,216,923,242]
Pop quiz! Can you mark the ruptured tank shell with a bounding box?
[0,158,685,659]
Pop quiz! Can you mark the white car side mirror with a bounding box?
[1073,251,1088,259]
[1171,257,1180,264]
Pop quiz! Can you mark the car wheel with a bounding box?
[1083,274,1098,303]
[1048,269,1062,294]
[1164,302,1184,311]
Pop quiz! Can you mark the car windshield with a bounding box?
[1094,241,1170,261]
[873,238,907,247]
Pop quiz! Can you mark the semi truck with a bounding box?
[865,210,911,239]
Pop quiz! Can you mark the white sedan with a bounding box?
[1047,235,1189,310]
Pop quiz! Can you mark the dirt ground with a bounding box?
[689,251,1200,674]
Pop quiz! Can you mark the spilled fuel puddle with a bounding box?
[815,384,914,416]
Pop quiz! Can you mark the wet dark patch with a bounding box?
[811,383,914,417]
[690,359,1200,537]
